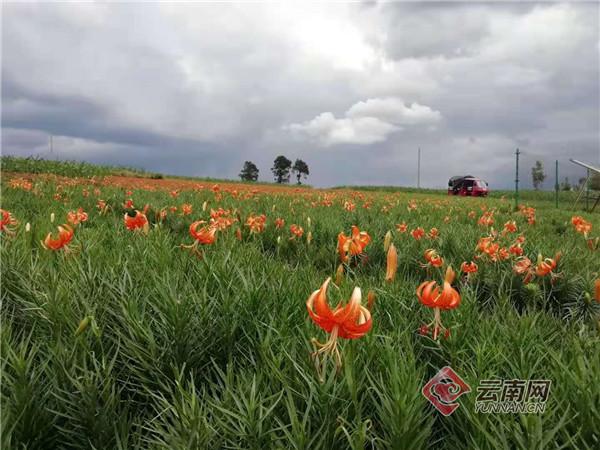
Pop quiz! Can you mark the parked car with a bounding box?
[448,175,489,196]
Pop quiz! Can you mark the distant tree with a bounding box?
[575,174,600,191]
[560,177,571,191]
[239,161,259,182]
[292,159,310,185]
[271,155,292,183]
[531,160,546,190]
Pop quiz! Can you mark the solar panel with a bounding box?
[569,159,600,175]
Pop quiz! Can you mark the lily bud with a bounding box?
[202,201,208,212]
[307,216,311,227]
[385,243,398,282]
[25,222,31,232]
[383,230,392,252]
[75,316,91,336]
[595,279,600,303]
[335,264,344,285]
[307,231,312,245]
[277,236,281,245]
[367,290,376,310]
[50,212,55,223]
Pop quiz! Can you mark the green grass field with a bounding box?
[1,158,599,449]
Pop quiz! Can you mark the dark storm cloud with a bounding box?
[2,2,598,188]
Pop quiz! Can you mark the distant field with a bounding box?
[333,184,593,207]
[4,156,596,208]
[0,156,311,188]
[1,157,599,449]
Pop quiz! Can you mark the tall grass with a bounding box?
[1,155,153,179]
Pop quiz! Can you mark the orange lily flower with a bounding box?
[513,257,534,284]
[571,216,592,236]
[498,247,510,261]
[290,224,304,239]
[124,210,149,233]
[343,201,356,212]
[422,249,443,268]
[478,212,494,227]
[385,243,398,282]
[503,221,517,233]
[396,222,408,233]
[208,209,237,231]
[306,277,372,379]
[411,227,425,240]
[181,204,193,216]
[274,217,285,229]
[123,199,134,209]
[535,253,561,278]
[417,266,461,310]
[189,221,217,245]
[476,236,500,261]
[0,209,18,235]
[337,226,371,262]
[156,208,168,222]
[428,228,439,239]
[67,208,88,226]
[595,279,600,303]
[460,261,478,274]
[509,244,523,256]
[416,266,460,339]
[96,200,109,215]
[246,214,267,234]
[42,224,74,251]
[181,220,217,257]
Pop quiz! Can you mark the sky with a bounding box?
[2,1,599,189]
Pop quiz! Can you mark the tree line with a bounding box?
[531,160,600,191]
[239,156,310,184]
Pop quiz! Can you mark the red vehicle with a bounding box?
[448,176,489,197]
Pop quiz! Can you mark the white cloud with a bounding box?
[286,97,441,146]
[347,97,441,125]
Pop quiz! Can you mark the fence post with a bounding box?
[555,160,559,208]
[514,148,520,211]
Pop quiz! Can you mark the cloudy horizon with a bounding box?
[2,1,599,189]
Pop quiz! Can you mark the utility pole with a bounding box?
[417,147,421,189]
[555,160,559,208]
[514,148,520,211]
